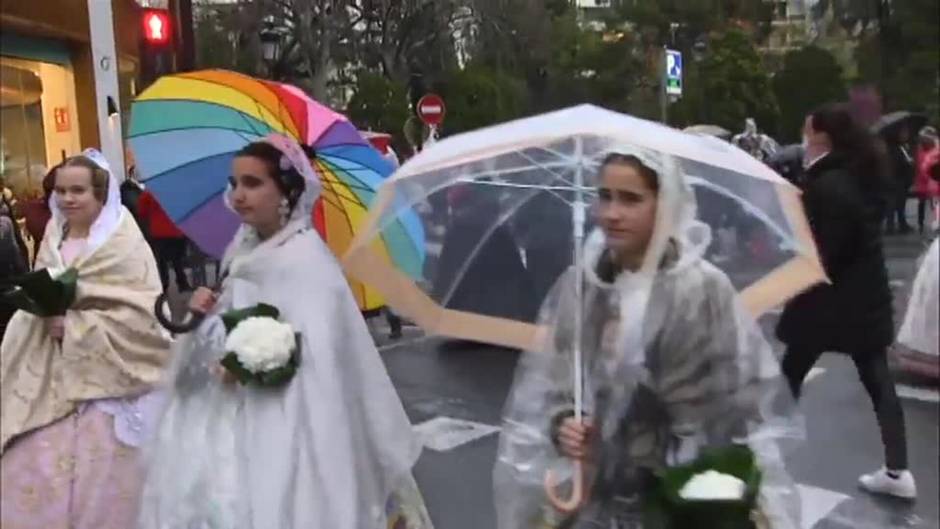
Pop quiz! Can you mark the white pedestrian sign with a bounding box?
[665,48,683,96]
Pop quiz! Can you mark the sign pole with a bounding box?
[416,93,446,150]
[660,46,668,124]
[662,47,683,125]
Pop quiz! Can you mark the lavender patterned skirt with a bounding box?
[0,406,144,529]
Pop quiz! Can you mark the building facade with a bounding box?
[1,0,140,196]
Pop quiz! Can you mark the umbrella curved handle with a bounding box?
[544,460,586,514]
[154,292,205,334]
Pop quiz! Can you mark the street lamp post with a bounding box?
[259,22,282,77]
[693,38,707,123]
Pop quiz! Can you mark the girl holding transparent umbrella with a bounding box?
[494,148,802,529]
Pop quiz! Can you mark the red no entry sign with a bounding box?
[417,94,446,126]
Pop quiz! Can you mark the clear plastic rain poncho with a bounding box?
[492,146,804,529]
[898,237,939,357]
[342,106,825,528]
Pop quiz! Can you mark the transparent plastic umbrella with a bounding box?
[345,105,824,344]
[343,104,827,510]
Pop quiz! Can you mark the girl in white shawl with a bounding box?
[1,150,171,529]
[494,149,801,529]
[136,134,433,529]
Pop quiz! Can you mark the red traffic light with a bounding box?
[142,9,171,45]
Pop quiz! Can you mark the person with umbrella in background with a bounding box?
[137,188,193,293]
[914,126,940,234]
[362,131,405,339]
[433,180,537,337]
[0,215,27,340]
[121,160,146,232]
[20,165,59,266]
[882,124,915,234]
[0,176,28,266]
[778,104,916,499]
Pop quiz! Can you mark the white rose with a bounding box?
[224,316,296,373]
[678,470,746,501]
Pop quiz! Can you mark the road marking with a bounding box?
[797,483,851,529]
[896,384,940,403]
[412,416,500,452]
[378,335,429,352]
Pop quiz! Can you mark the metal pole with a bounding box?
[660,46,668,124]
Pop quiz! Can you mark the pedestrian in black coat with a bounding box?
[883,126,915,234]
[777,103,916,500]
[0,216,27,341]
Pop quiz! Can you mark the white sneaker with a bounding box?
[858,467,917,499]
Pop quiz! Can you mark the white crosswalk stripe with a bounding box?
[412,416,500,452]
[798,483,851,529]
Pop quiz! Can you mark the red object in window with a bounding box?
[142,9,171,46]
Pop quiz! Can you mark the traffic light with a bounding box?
[140,8,174,88]
[142,9,172,47]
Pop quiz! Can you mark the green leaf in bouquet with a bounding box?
[646,445,762,529]
[3,286,46,316]
[2,267,78,317]
[220,303,280,333]
[219,352,257,385]
[256,340,301,387]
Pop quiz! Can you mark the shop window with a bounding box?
[1,56,80,198]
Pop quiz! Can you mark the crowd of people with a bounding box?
[0,102,936,529]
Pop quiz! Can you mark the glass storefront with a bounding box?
[0,55,80,198]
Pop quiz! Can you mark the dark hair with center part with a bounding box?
[599,152,660,193]
[235,142,308,209]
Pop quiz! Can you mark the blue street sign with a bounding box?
[665,48,682,96]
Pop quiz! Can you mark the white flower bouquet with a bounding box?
[644,445,762,529]
[219,303,300,387]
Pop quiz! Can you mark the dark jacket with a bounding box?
[887,142,915,191]
[1,216,28,340]
[777,152,894,353]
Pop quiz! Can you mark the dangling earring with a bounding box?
[278,197,290,226]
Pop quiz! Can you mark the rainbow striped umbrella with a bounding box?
[128,69,423,311]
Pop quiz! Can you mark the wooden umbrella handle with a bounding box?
[544,459,586,514]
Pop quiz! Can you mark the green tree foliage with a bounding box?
[345,72,410,139]
[689,30,780,135]
[773,46,847,142]
[617,0,776,46]
[438,65,526,134]
[856,0,939,122]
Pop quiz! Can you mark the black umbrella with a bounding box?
[873,111,928,136]
[767,143,805,185]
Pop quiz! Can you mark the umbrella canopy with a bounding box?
[128,69,424,311]
[344,104,826,350]
[873,111,928,136]
[683,124,732,139]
